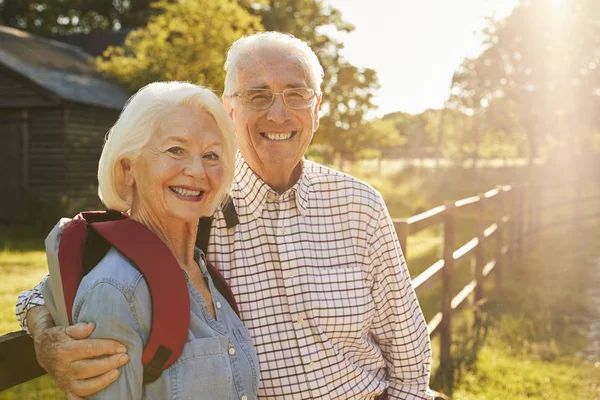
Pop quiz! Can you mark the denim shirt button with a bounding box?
[241,396,248,400]
[216,301,222,309]
[228,345,236,355]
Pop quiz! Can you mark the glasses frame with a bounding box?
[232,87,317,110]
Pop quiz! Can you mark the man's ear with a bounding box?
[121,159,135,187]
[312,95,322,132]
[223,96,235,119]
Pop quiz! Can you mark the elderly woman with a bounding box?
[43,82,259,399]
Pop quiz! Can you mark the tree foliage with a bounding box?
[96,0,262,94]
[450,0,600,163]
[0,0,155,34]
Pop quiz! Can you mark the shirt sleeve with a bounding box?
[368,202,434,400]
[16,275,48,334]
[73,281,146,400]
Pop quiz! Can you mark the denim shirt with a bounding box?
[43,247,259,400]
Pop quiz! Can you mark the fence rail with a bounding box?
[393,178,600,382]
[1,178,599,392]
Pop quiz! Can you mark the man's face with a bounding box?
[224,50,321,184]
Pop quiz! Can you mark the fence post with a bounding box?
[474,193,486,328]
[395,220,409,260]
[441,201,455,385]
[575,178,581,231]
[495,186,505,298]
[510,186,518,265]
[517,185,525,264]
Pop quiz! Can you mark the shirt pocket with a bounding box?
[170,337,232,400]
[310,266,375,340]
[233,326,260,394]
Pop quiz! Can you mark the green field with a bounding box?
[1,162,599,399]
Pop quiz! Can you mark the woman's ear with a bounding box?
[121,159,135,187]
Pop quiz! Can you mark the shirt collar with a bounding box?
[232,152,311,218]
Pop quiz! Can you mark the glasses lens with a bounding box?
[284,88,315,109]
[241,89,274,110]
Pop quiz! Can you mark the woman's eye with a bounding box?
[168,147,184,155]
[204,152,219,161]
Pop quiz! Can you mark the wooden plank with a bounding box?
[483,223,498,238]
[451,279,477,310]
[0,331,46,391]
[407,205,446,234]
[394,220,409,259]
[440,201,455,379]
[482,259,496,277]
[412,259,444,293]
[454,195,480,212]
[484,188,500,200]
[427,312,442,337]
[453,237,478,262]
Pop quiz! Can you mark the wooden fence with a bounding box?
[1,178,599,392]
[394,178,600,383]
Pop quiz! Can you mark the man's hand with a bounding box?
[28,307,129,399]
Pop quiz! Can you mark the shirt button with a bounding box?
[267,192,278,201]
[228,346,236,355]
[285,271,295,279]
[296,317,304,326]
[216,301,222,309]
[241,396,248,400]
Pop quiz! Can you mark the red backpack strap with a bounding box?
[58,214,89,325]
[205,261,239,316]
[89,219,190,383]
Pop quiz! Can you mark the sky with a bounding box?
[325,0,520,117]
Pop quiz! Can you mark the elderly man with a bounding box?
[17,32,434,399]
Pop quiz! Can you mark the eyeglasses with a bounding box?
[232,88,317,110]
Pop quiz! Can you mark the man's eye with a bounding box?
[204,152,219,161]
[287,90,305,98]
[168,147,184,155]
[249,93,271,102]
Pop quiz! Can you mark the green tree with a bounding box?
[0,0,155,34]
[96,0,262,94]
[450,0,600,165]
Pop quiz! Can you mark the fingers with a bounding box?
[66,392,84,400]
[64,338,127,360]
[65,322,96,340]
[70,353,130,380]
[67,369,121,397]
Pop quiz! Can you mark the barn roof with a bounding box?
[0,26,129,110]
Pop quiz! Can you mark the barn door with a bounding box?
[0,110,27,221]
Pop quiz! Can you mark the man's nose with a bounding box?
[266,94,291,124]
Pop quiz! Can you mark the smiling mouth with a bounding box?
[260,131,297,141]
[169,186,205,200]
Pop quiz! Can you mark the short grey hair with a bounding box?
[98,81,236,215]
[223,31,324,96]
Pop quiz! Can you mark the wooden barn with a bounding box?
[0,26,130,222]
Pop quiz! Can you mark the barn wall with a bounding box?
[28,108,66,196]
[0,110,27,220]
[64,105,119,208]
[0,68,55,108]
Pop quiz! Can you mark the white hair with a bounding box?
[223,31,324,96]
[98,81,236,215]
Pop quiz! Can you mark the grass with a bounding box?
[434,225,600,398]
[0,228,63,399]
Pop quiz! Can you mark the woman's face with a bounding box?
[124,105,225,224]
